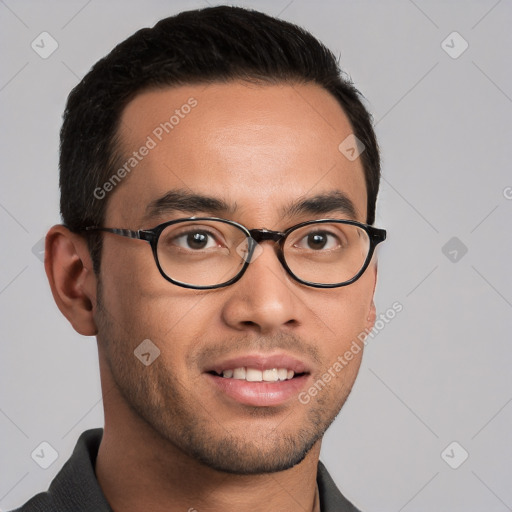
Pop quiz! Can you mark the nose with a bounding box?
[220,241,301,334]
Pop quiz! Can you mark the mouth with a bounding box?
[204,354,312,407]
[207,367,306,382]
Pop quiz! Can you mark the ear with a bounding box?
[44,225,98,336]
[366,262,378,331]
[366,299,377,331]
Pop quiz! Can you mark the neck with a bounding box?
[95,362,322,512]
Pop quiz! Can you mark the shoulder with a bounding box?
[7,429,111,512]
[317,460,363,512]
[8,493,51,512]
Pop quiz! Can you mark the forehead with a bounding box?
[106,81,368,227]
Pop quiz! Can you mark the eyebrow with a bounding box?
[143,189,359,223]
[282,191,358,221]
[144,189,236,221]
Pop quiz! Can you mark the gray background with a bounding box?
[1,1,511,511]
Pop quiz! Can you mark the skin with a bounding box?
[45,81,378,512]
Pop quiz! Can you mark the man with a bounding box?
[12,5,386,512]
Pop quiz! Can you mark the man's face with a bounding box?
[96,81,377,474]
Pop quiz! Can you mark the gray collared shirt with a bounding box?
[10,429,361,512]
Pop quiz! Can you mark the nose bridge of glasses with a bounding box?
[248,228,284,244]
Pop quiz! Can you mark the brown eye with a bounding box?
[306,232,329,250]
[295,230,340,251]
[167,229,220,251]
[185,231,210,249]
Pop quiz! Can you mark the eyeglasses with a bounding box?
[84,217,386,289]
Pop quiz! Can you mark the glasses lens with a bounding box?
[156,220,248,287]
[283,221,370,285]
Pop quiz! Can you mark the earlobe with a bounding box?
[366,262,378,330]
[44,225,98,336]
[367,299,376,330]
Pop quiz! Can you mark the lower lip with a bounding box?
[206,373,310,407]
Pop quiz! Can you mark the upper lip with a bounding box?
[205,353,311,375]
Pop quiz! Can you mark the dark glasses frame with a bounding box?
[84,217,386,289]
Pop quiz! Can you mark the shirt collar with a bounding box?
[34,429,360,512]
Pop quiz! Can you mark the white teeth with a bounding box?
[246,368,263,382]
[277,368,288,381]
[219,367,297,382]
[263,368,279,382]
[233,367,246,380]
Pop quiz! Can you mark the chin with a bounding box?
[187,432,319,475]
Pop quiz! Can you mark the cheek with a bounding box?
[98,248,218,366]
[99,241,177,328]
[319,288,371,334]
[312,277,374,363]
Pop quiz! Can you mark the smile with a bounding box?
[211,367,299,382]
[204,353,312,406]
